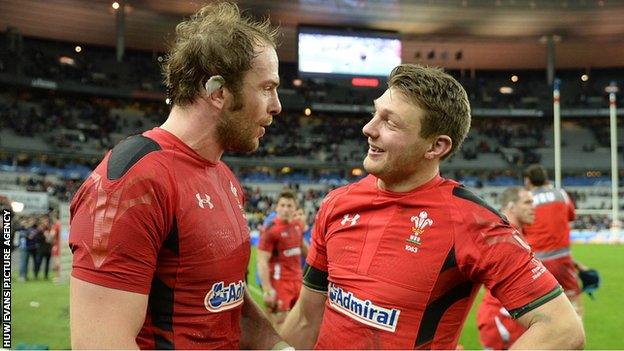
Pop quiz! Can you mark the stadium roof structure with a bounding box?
[1,0,624,68]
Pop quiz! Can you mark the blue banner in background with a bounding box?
[571,229,623,244]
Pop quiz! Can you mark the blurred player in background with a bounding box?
[257,190,308,327]
[68,2,289,349]
[49,209,62,282]
[293,207,311,245]
[523,164,585,316]
[476,187,535,349]
[281,64,584,349]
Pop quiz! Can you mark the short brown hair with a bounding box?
[499,187,523,209]
[388,64,471,159]
[163,1,279,106]
[524,164,548,186]
[278,190,297,202]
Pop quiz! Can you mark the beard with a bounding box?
[216,92,259,153]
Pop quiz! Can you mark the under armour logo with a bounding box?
[341,214,360,226]
[196,193,214,209]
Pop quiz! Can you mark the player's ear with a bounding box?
[424,135,452,160]
[204,75,226,109]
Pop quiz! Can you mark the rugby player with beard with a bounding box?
[68,3,290,349]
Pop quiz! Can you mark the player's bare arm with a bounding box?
[70,277,147,349]
[279,285,326,349]
[239,290,286,349]
[511,293,585,349]
[300,240,309,259]
[256,249,277,309]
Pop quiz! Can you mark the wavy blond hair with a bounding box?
[163,2,279,106]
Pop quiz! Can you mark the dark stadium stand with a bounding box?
[1,34,623,231]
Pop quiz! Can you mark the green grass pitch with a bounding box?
[9,244,622,349]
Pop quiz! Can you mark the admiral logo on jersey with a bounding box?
[283,247,302,257]
[204,280,245,312]
[328,283,401,332]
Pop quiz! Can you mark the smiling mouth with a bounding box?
[369,145,385,153]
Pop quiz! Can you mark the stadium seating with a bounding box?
[1,34,623,229]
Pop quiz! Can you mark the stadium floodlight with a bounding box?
[112,2,120,10]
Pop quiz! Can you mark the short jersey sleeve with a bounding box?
[306,193,336,273]
[258,222,278,253]
[455,211,561,318]
[69,160,173,294]
[303,191,344,292]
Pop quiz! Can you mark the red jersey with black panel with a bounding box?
[305,175,560,349]
[258,217,304,281]
[69,127,250,349]
[523,187,575,254]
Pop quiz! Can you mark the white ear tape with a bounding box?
[205,75,225,94]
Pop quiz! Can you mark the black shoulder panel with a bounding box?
[107,135,161,180]
[439,245,457,273]
[452,185,508,224]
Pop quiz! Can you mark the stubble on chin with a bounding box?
[217,110,259,153]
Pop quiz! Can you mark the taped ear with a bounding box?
[205,75,225,95]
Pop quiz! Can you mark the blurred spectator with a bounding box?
[34,215,53,280]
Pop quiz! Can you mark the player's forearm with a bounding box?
[257,260,274,292]
[239,291,284,349]
[300,241,309,259]
[279,302,321,349]
[573,260,589,271]
[510,316,585,349]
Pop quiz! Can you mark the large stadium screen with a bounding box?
[298,26,402,78]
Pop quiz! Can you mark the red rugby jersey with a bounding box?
[523,187,575,253]
[305,175,560,349]
[69,128,250,349]
[258,217,304,281]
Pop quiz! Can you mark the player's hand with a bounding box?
[271,340,295,350]
[263,288,277,311]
